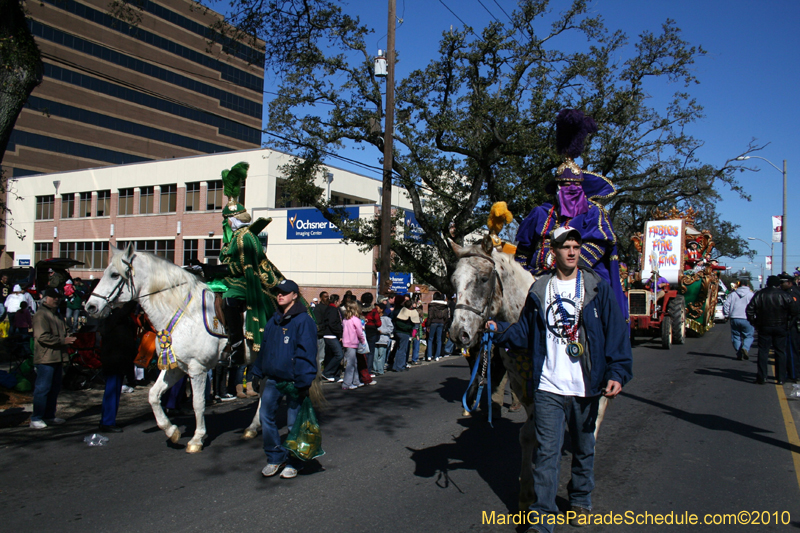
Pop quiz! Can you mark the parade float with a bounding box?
[629,207,722,347]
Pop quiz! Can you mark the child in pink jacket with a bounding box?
[341,299,371,389]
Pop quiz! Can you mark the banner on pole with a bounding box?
[766,256,772,270]
[772,216,782,243]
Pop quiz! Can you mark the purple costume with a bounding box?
[514,170,629,320]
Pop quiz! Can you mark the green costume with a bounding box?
[219,218,284,352]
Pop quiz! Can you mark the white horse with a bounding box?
[85,244,262,453]
[448,238,610,511]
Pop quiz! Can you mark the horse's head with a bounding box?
[449,236,503,348]
[85,243,138,318]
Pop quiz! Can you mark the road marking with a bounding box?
[776,383,800,492]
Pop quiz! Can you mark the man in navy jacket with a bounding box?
[489,227,632,532]
[251,279,318,479]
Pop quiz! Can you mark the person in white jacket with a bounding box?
[723,281,755,360]
[5,284,37,331]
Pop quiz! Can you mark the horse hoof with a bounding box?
[242,428,257,440]
[186,443,203,454]
[169,428,182,443]
[462,409,471,418]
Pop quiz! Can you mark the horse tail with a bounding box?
[309,375,328,412]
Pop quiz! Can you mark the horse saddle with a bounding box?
[202,290,227,338]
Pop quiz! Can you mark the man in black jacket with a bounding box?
[318,293,345,382]
[746,275,797,384]
[779,273,800,382]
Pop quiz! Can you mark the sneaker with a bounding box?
[425,357,431,361]
[121,385,135,393]
[369,374,376,378]
[435,357,441,361]
[357,383,365,388]
[280,465,299,479]
[30,419,47,429]
[568,506,591,527]
[342,385,358,390]
[367,380,378,386]
[323,376,335,382]
[219,393,236,402]
[44,417,66,425]
[261,462,285,477]
[337,378,344,383]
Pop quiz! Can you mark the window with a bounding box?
[140,186,154,214]
[35,195,54,220]
[118,188,134,215]
[117,240,175,263]
[207,180,224,211]
[204,238,221,265]
[96,190,110,217]
[34,242,53,264]
[185,182,200,212]
[183,239,198,266]
[61,194,75,219]
[160,184,177,213]
[79,192,92,217]
[59,241,109,269]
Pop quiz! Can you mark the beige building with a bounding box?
[6,148,414,291]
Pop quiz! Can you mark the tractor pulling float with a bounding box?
[628,208,722,349]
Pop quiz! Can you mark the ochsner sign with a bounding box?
[641,219,684,285]
[286,207,359,240]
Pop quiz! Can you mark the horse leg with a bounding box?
[594,395,612,439]
[185,372,209,453]
[148,368,184,444]
[242,397,262,440]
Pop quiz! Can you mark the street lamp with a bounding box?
[737,155,788,273]
[747,236,774,276]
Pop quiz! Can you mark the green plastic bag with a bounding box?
[283,397,325,461]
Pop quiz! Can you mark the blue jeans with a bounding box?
[411,336,421,363]
[321,338,344,379]
[32,363,63,422]
[342,347,361,388]
[259,379,301,466]
[529,390,599,533]
[393,332,411,371]
[101,374,123,426]
[428,323,444,360]
[730,318,754,354]
[373,344,388,374]
[444,336,455,356]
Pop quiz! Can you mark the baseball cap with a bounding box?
[550,226,582,246]
[312,297,319,302]
[275,279,299,294]
[778,272,794,282]
[44,288,61,298]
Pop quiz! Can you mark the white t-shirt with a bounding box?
[538,277,587,397]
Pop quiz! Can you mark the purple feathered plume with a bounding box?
[555,109,597,159]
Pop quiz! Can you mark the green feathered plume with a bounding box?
[222,162,249,200]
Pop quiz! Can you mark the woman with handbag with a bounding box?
[341,299,374,389]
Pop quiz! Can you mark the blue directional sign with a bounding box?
[404,210,429,244]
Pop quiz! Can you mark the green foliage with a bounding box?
[214,0,757,292]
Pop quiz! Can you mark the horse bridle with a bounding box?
[89,254,189,305]
[454,252,505,321]
[89,254,137,304]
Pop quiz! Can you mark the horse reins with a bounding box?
[454,252,505,322]
[89,253,189,304]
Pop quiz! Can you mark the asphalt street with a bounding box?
[1,325,800,533]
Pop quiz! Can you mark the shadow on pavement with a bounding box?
[621,391,800,454]
[407,415,522,514]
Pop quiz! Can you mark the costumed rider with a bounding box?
[205,162,283,366]
[514,108,628,320]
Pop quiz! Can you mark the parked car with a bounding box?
[714,296,726,323]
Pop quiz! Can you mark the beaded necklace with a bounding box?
[548,270,585,356]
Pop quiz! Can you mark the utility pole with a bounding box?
[379,0,396,295]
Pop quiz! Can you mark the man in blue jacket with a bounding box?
[251,279,318,479]
[488,226,632,532]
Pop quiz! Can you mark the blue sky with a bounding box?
[260,0,800,278]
